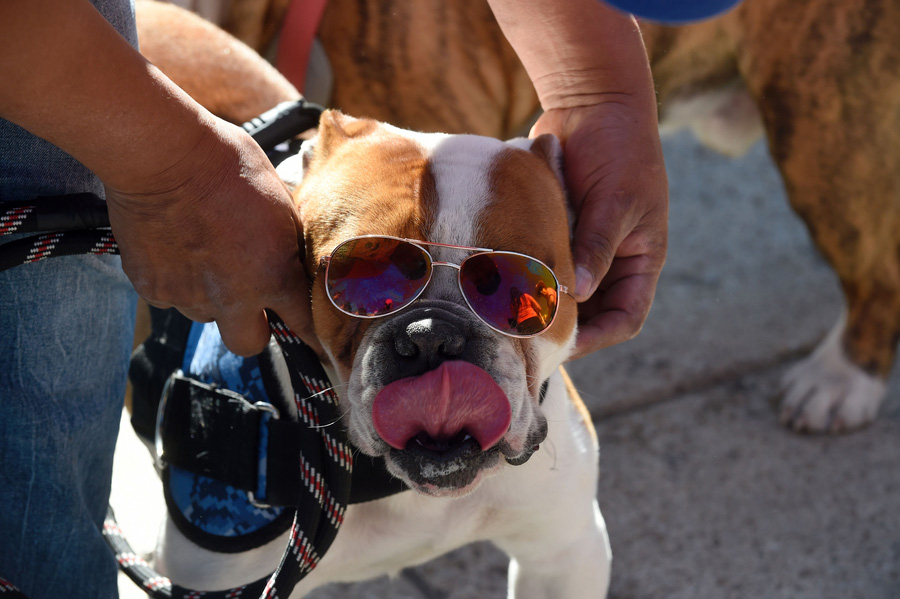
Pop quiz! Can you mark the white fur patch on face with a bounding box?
[382,127,516,299]
[383,127,509,243]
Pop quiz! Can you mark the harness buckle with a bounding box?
[154,369,183,471]
[253,400,281,420]
[248,400,280,509]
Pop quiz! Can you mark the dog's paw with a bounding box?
[779,316,887,433]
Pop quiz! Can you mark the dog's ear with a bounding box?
[277,110,378,182]
[276,110,381,195]
[527,133,565,186]
[504,134,565,186]
[316,109,379,157]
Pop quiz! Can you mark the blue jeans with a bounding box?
[1,3,138,594]
[0,255,137,599]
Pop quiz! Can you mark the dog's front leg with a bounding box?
[502,497,611,599]
[490,375,612,598]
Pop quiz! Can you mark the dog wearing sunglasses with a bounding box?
[153,109,611,597]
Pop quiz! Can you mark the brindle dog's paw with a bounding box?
[779,316,887,433]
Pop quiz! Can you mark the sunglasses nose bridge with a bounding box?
[420,261,463,300]
[430,261,462,270]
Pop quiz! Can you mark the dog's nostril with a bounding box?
[409,430,472,453]
[396,319,466,359]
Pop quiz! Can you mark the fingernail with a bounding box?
[575,265,594,299]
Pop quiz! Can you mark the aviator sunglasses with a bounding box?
[321,235,571,338]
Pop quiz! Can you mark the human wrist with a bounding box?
[99,97,226,196]
[487,0,655,111]
[103,116,255,219]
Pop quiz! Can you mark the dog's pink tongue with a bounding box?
[372,361,511,451]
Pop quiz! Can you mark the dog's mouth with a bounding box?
[371,360,516,496]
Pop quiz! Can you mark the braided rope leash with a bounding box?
[0,579,27,599]
[100,312,352,599]
[0,196,119,272]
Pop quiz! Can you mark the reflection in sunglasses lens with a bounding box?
[328,238,431,316]
[460,253,558,336]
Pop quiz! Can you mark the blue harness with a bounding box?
[131,312,408,554]
[164,322,290,551]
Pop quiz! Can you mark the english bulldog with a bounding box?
[148,0,900,434]
[153,110,612,598]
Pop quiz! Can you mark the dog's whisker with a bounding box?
[543,438,559,471]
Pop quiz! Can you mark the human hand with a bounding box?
[106,118,319,357]
[484,0,668,359]
[532,101,668,361]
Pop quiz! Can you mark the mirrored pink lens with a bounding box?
[327,238,431,316]
[459,253,558,336]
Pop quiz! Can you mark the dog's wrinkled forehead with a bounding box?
[277,110,576,365]
[278,110,570,266]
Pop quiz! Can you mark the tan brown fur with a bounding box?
[224,0,290,53]
[295,111,438,379]
[317,0,539,138]
[639,0,900,376]
[485,142,576,349]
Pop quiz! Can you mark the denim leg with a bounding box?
[0,0,138,594]
[0,254,137,599]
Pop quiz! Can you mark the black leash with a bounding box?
[0,99,369,599]
[0,194,116,271]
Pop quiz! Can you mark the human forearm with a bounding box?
[487,0,667,357]
[485,0,655,111]
[1,0,319,357]
[0,0,211,192]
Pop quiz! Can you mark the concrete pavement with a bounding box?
[112,131,900,598]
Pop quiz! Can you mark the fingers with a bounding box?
[106,119,321,359]
[533,103,667,356]
[570,192,638,301]
[144,269,319,358]
[215,307,272,358]
[570,258,662,360]
[568,224,666,359]
[266,269,326,357]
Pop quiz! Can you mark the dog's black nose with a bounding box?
[394,317,466,364]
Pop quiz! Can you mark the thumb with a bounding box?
[216,307,273,357]
[571,205,632,301]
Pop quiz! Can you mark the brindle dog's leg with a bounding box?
[743,1,900,432]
